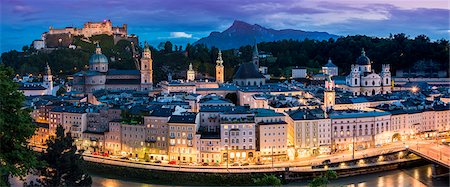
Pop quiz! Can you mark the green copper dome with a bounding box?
[357,48,370,65]
[89,43,108,64]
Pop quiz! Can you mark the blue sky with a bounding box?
[0,0,449,52]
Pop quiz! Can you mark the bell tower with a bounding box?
[324,75,335,112]
[43,62,53,95]
[140,42,153,91]
[187,63,195,82]
[215,50,224,84]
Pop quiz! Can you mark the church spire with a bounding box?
[216,50,223,66]
[45,62,51,75]
[143,41,151,59]
[95,43,102,54]
[189,63,193,70]
[252,39,259,67]
[252,39,259,57]
[215,50,225,84]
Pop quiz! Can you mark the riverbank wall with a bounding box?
[84,151,426,185]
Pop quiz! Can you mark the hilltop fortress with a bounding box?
[47,20,127,37]
[33,20,137,49]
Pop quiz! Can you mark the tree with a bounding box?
[36,125,92,186]
[164,41,173,53]
[0,65,39,186]
[308,170,338,187]
[56,86,67,96]
[225,93,238,105]
[252,174,282,186]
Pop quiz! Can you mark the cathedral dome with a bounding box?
[89,44,108,65]
[357,49,370,65]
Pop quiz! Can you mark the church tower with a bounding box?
[43,62,53,95]
[252,41,259,68]
[187,63,195,82]
[215,50,224,84]
[323,75,335,112]
[140,42,153,91]
[380,64,392,94]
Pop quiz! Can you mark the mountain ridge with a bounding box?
[193,20,339,49]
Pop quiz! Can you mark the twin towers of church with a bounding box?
[186,50,225,84]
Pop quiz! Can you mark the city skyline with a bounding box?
[1,1,450,186]
[1,0,449,52]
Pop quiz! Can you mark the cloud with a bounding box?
[170,32,193,38]
[1,0,449,52]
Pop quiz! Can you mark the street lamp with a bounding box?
[352,126,356,160]
[226,128,231,173]
[272,146,274,169]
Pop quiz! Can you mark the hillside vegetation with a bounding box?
[1,34,448,83]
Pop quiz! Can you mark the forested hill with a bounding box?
[1,34,448,83]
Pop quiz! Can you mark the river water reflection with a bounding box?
[11,164,449,187]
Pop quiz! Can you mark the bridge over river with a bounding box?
[407,141,450,177]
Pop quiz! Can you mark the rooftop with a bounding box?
[329,110,390,119]
[233,62,265,79]
[169,114,197,124]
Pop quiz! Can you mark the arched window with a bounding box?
[372,90,376,95]
[365,81,368,86]
[386,78,389,85]
[372,81,375,86]
[354,79,358,85]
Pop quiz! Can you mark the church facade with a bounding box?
[72,43,153,93]
[345,49,391,96]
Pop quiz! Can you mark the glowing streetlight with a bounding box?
[411,86,419,93]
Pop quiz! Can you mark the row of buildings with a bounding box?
[23,36,450,165]
[29,84,450,164]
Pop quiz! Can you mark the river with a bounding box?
[90,164,449,187]
[10,164,449,186]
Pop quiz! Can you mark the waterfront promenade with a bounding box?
[82,142,408,173]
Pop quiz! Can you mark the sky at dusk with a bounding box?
[0,0,449,52]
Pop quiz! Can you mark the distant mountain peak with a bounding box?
[194,20,339,49]
[231,20,250,27]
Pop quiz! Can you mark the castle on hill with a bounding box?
[33,20,137,49]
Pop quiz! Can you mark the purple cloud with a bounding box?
[0,0,449,52]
